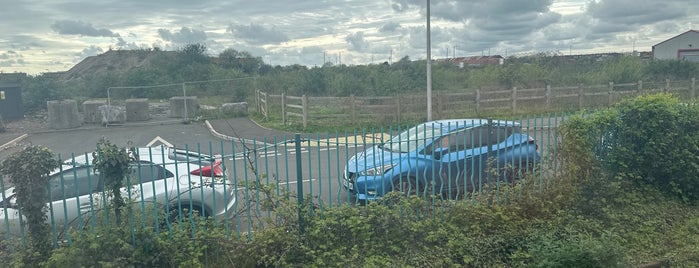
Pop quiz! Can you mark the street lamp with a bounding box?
[426,0,432,121]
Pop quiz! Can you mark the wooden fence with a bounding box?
[256,78,697,128]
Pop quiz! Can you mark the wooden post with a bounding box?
[511,87,517,112]
[302,94,308,129]
[637,80,643,93]
[665,79,670,93]
[578,84,584,110]
[476,89,481,114]
[281,92,286,125]
[350,94,356,124]
[691,78,696,100]
[545,85,551,109]
[264,91,269,120]
[608,82,614,106]
[435,91,441,119]
[396,94,401,122]
[255,90,260,113]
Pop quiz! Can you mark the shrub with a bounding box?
[0,146,58,267]
[560,94,699,202]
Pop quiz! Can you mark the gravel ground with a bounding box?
[0,112,48,144]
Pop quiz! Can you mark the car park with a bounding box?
[0,146,237,238]
[343,119,540,201]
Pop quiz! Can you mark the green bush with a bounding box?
[44,213,234,268]
[0,146,59,267]
[560,94,699,202]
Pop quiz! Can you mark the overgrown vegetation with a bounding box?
[0,146,58,267]
[92,138,135,225]
[15,45,699,113]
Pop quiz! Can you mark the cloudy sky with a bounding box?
[1,0,697,74]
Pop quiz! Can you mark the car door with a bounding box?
[48,166,103,233]
[124,160,174,218]
[429,126,490,197]
[489,125,537,181]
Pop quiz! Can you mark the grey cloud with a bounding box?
[345,32,370,52]
[75,45,104,59]
[51,20,118,37]
[115,37,149,50]
[0,50,24,67]
[0,60,17,67]
[299,46,325,66]
[227,23,289,45]
[390,0,422,12]
[586,0,685,26]
[158,27,208,44]
[379,22,401,33]
[301,46,324,54]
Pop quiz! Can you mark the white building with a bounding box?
[652,30,699,61]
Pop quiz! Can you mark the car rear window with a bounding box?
[129,161,174,184]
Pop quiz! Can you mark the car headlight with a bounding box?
[360,163,396,176]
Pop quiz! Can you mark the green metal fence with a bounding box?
[0,113,569,249]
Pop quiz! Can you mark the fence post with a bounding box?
[435,91,441,119]
[665,79,670,93]
[281,92,286,125]
[608,82,614,106]
[396,94,401,122]
[545,85,551,109]
[350,94,356,124]
[264,91,269,120]
[637,80,643,94]
[511,87,517,112]
[255,90,260,113]
[578,84,584,109]
[691,78,696,99]
[302,94,308,129]
[294,133,304,234]
[476,89,481,114]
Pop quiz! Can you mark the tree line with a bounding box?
[16,44,699,112]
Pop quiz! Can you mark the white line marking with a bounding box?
[146,136,173,148]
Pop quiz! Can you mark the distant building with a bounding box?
[441,55,504,68]
[652,30,699,61]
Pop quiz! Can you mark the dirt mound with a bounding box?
[60,50,175,81]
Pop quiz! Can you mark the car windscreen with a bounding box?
[383,123,442,153]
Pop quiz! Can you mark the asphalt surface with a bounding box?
[0,117,287,161]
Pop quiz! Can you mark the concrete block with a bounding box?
[221,102,248,116]
[169,96,198,118]
[83,100,106,124]
[126,98,149,121]
[47,100,81,130]
[99,105,126,125]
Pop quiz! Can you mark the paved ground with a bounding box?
[0,117,284,160]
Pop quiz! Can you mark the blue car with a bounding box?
[343,119,540,201]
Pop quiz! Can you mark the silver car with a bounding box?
[0,146,238,239]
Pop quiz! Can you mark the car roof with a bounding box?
[62,146,170,166]
[423,119,520,132]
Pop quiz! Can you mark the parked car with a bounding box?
[343,119,540,201]
[0,147,238,238]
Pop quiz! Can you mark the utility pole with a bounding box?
[426,0,432,121]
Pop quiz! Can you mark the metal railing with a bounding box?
[0,113,569,249]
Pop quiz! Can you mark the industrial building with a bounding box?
[652,30,699,61]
